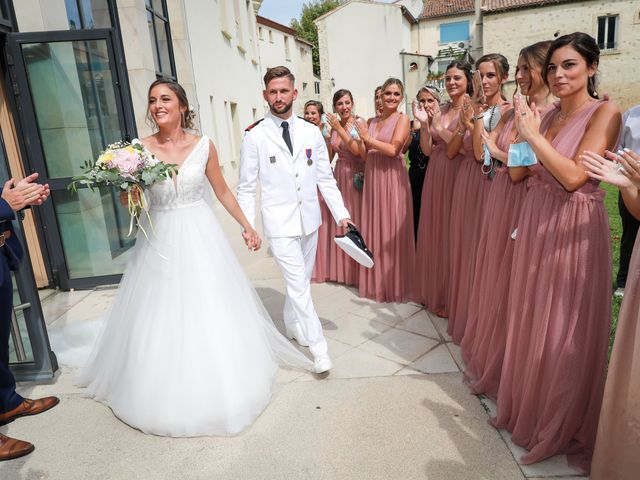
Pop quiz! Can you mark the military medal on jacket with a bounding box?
[306,148,313,166]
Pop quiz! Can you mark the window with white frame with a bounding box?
[314,81,320,95]
[258,26,263,40]
[597,15,618,51]
[284,36,291,60]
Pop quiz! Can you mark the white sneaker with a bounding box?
[285,323,310,347]
[313,353,332,374]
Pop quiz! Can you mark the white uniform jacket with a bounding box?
[237,112,350,238]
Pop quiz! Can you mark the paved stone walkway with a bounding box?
[1,201,588,479]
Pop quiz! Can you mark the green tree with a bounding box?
[290,0,340,76]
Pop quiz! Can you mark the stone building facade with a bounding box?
[483,0,640,110]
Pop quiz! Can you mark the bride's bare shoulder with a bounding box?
[137,134,157,150]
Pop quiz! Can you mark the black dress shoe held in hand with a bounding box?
[0,433,34,461]
[334,224,374,268]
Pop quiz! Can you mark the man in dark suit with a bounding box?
[0,173,59,461]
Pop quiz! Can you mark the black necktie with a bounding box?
[281,121,293,155]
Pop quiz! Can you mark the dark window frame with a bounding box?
[0,0,17,31]
[145,0,176,80]
[597,14,618,51]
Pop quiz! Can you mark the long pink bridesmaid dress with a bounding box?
[446,124,491,343]
[591,226,640,479]
[328,129,365,285]
[415,106,461,316]
[461,111,529,399]
[312,195,333,282]
[492,101,612,474]
[358,112,415,302]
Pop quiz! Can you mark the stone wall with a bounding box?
[483,0,640,111]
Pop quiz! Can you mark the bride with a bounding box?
[54,79,314,437]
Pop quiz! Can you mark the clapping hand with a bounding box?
[430,102,442,131]
[412,100,430,125]
[354,118,369,142]
[514,95,540,142]
[471,74,487,114]
[325,112,341,131]
[481,131,500,158]
[1,173,49,211]
[582,149,640,190]
[242,226,262,251]
[461,94,474,130]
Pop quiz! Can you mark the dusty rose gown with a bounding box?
[492,101,612,474]
[312,195,333,282]
[358,112,415,302]
[446,125,491,343]
[415,106,461,316]
[461,111,529,399]
[312,128,365,285]
[591,230,640,479]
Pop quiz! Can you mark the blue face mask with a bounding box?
[507,142,537,167]
[483,144,492,167]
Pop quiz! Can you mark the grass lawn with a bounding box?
[602,183,624,356]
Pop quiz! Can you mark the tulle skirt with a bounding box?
[51,200,312,437]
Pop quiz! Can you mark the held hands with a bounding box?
[1,173,50,211]
[582,149,640,190]
[514,95,541,142]
[242,226,262,251]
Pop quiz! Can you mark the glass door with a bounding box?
[5,29,136,290]
[0,130,56,381]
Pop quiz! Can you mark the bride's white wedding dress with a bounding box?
[51,136,312,436]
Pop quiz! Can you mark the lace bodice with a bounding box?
[139,136,210,209]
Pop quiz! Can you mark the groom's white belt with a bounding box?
[151,199,206,211]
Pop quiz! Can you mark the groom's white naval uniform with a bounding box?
[238,110,350,367]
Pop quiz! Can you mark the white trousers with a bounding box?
[268,230,327,357]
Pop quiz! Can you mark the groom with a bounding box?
[238,66,352,373]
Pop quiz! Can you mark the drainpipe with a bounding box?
[473,0,483,60]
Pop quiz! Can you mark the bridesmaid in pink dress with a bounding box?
[355,78,415,302]
[462,41,552,398]
[582,148,640,480]
[305,101,332,283]
[317,89,366,286]
[492,33,621,473]
[414,62,469,316]
[446,56,511,344]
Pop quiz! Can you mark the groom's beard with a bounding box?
[269,100,293,116]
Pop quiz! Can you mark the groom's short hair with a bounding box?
[264,66,295,87]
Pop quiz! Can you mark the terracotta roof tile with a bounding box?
[419,0,580,18]
[484,0,579,13]
[420,0,475,19]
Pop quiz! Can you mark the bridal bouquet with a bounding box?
[68,141,177,239]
